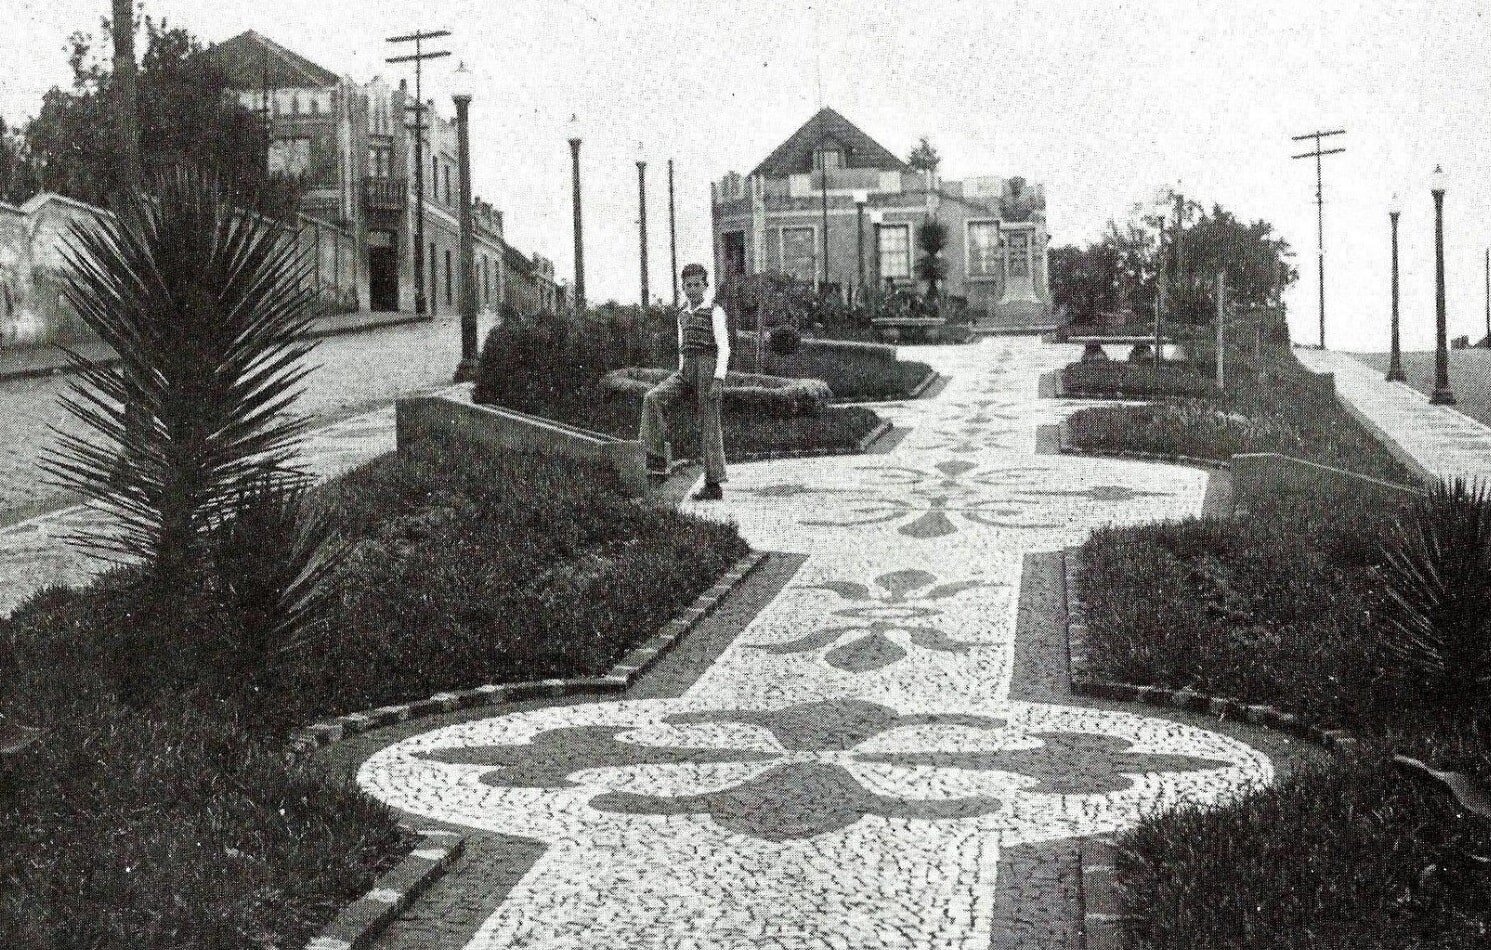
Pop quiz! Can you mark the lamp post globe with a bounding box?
[1430,166,1456,405]
[1387,191,1405,382]
[451,60,479,382]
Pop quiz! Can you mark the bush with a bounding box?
[1377,478,1491,704]
[602,367,831,416]
[1061,360,1214,397]
[768,323,801,356]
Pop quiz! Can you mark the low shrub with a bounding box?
[738,333,931,401]
[1377,478,1491,704]
[1118,750,1491,950]
[768,323,801,356]
[602,367,831,416]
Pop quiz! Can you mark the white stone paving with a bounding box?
[1297,348,1491,480]
[358,338,1273,950]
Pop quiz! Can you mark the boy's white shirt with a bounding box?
[675,294,731,380]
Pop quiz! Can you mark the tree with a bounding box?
[1050,190,1296,326]
[907,136,941,174]
[916,219,948,301]
[17,16,287,211]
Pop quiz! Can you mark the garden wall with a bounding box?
[396,384,648,496]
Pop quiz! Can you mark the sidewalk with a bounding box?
[347,337,1274,950]
[1296,348,1491,482]
[0,310,431,382]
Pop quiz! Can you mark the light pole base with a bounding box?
[1430,387,1457,405]
[454,357,481,384]
[1386,367,1407,383]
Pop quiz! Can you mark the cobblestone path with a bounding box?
[1301,348,1491,480]
[358,337,1273,949]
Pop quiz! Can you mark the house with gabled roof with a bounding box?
[712,107,1052,327]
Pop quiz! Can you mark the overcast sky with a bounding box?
[3,0,1488,350]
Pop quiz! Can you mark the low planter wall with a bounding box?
[396,385,647,496]
[1231,452,1424,516]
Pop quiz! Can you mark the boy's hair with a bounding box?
[680,263,709,283]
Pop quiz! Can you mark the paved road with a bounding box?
[357,337,1274,949]
[0,312,494,519]
[1348,349,1491,431]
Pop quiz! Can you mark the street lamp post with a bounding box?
[668,159,679,308]
[1430,166,1456,405]
[452,62,479,382]
[852,190,869,306]
[867,209,884,317]
[637,142,649,309]
[567,114,585,313]
[1387,192,1405,382]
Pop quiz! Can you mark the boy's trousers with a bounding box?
[640,351,727,484]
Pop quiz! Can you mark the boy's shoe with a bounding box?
[691,482,723,502]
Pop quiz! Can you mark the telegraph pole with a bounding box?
[668,159,679,308]
[110,0,140,195]
[1291,128,1346,349]
[387,29,451,316]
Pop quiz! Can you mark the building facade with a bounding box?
[209,31,555,317]
[711,108,1052,325]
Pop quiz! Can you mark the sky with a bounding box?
[3,0,1489,351]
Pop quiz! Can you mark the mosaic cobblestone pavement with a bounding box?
[1301,348,1491,480]
[359,337,1274,950]
[0,403,399,616]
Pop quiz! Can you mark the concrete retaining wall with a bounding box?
[396,386,647,496]
[1231,452,1423,516]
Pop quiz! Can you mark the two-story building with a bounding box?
[208,31,553,317]
[711,107,1052,327]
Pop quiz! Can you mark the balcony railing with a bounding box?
[362,177,407,211]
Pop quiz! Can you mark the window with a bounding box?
[445,248,453,304]
[781,226,817,282]
[1007,230,1031,278]
[812,147,843,170]
[877,224,911,279]
[308,96,320,115]
[268,137,311,176]
[429,243,438,314]
[368,145,392,178]
[291,95,300,115]
[967,221,1001,278]
[444,165,452,205]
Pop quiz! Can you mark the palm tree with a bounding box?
[43,167,318,587]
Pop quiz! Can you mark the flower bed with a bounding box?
[1060,359,1214,397]
[602,367,832,416]
[737,332,931,400]
[1064,343,1413,482]
[1080,480,1490,945]
[0,434,747,946]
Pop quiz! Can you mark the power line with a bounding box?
[1291,128,1346,349]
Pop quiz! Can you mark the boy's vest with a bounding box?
[679,304,718,353]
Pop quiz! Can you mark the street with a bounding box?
[0,312,495,519]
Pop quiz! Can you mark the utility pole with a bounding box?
[637,154,649,308]
[1215,272,1226,390]
[111,0,141,195]
[387,29,451,316]
[1291,128,1346,349]
[668,159,679,308]
[1153,215,1166,372]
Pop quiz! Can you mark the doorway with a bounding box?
[368,230,399,312]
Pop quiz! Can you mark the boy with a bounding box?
[640,263,729,500]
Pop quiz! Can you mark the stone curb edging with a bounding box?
[1060,547,1360,949]
[825,369,940,405]
[287,550,769,756]
[1057,421,1232,471]
[1060,548,1358,751]
[303,829,464,950]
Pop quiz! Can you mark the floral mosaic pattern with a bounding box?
[748,569,993,672]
